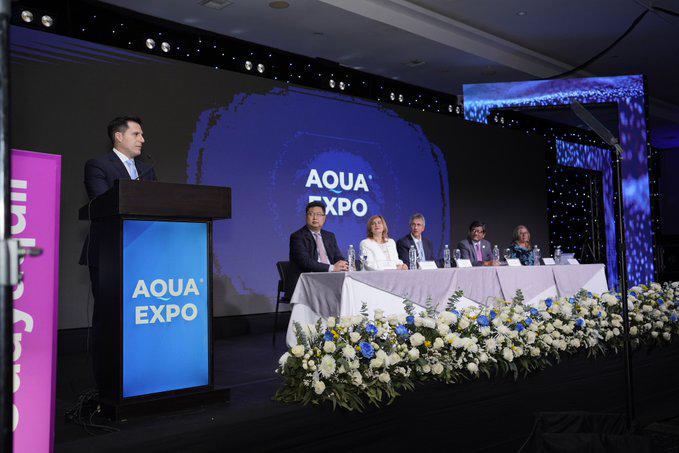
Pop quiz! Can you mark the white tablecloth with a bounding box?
[286,264,608,346]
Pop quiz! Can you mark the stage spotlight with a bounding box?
[339,81,346,91]
[245,60,253,71]
[389,92,395,101]
[145,39,156,50]
[447,104,453,113]
[257,63,265,73]
[398,94,404,103]
[161,42,171,53]
[329,79,336,88]
[41,15,53,28]
[21,11,34,23]
[455,105,461,114]
[500,117,505,124]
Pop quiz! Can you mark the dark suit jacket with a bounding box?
[288,226,345,295]
[396,234,435,267]
[456,238,492,267]
[80,151,157,266]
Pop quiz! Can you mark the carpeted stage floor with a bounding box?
[54,324,679,452]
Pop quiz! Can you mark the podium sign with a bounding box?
[122,220,209,397]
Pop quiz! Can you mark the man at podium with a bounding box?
[80,116,157,388]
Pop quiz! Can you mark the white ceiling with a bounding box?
[100,0,679,148]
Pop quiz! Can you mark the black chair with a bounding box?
[273,261,293,344]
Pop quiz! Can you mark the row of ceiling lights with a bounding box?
[20,10,54,28]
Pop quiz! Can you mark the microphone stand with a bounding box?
[569,101,634,430]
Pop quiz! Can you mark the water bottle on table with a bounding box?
[454,248,461,263]
[533,246,541,266]
[443,244,451,268]
[492,244,500,265]
[347,244,356,271]
[554,245,562,265]
[409,245,418,270]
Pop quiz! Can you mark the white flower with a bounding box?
[663,332,671,341]
[651,331,659,338]
[602,293,618,306]
[374,309,384,320]
[378,372,391,383]
[630,326,638,336]
[319,355,336,378]
[480,326,491,337]
[433,337,444,350]
[370,358,384,369]
[351,371,363,386]
[410,332,425,347]
[479,352,489,363]
[342,345,356,360]
[313,380,326,395]
[291,345,305,357]
[467,362,479,374]
[408,348,420,361]
[423,318,436,329]
[438,311,456,325]
[612,328,620,336]
[458,317,470,329]
[389,352,401,365]
[349,332,361,343]
[525,331,537,345]
[485,338,498,353]
[278,352,290,366]
[502,348,514,362]
[530,347,541,357]
[431,362,444,375]
[327,316,336,328]
[323,341,336,353]
[437,323,451,336]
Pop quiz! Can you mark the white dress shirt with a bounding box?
[359,238,403,270]
[112,148,137,179]
[411,234,426,261]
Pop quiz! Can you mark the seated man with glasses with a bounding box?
[288,201,349,291]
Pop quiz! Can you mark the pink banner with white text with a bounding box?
[11,149,61,453]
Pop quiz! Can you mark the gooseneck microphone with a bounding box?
[135,153,155,180]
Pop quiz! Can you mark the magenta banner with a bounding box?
[11,149,61,453]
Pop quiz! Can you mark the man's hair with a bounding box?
[108,116,142,144]
[305,200,326,214]
[468,220,486,233]
[410,213,426,225]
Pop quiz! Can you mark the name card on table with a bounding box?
[567,258,580,265]
[418,261,438,270]
[455,259,472,268]
[506,258,522,267]
[542,257,556,265]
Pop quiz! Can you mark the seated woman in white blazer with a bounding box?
[359,215,408,271]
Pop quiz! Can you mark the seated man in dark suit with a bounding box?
[288,201,348,293]
[396,213,435,267]
[80,116,157,389]
[456,220,492,266]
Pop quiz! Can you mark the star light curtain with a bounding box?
[463,76,653,285]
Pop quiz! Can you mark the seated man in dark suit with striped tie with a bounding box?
[288,201,348,292]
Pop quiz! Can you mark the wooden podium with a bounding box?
[79,180,231,419]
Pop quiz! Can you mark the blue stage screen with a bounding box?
[122,220,209,397]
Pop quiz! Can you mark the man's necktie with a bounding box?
[125,160,139,180]
[314,233,330,265]
[475,243,483,262]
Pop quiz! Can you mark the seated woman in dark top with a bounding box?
[508,225,534,265]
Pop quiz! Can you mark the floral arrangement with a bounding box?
[275,282,679,411]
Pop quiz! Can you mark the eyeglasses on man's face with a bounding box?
[307,211,326,218]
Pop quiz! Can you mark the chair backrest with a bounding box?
[276,261,293,300]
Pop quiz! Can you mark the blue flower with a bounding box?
[576,318,585,328]
[630,291,637,298]
[569,297,576,305]
[658,298,664,306]
[489,310,497,320]
[587,292,593,298]
[545,298,553,308]
[597,311,602,318]
[365,324,378,336]
[525,317,533,326]
[477,315,490,327]
[395,325,409,337]
[359,341,374,359]
[530,308,539,317]
[671,314,678,322]
[451,310,461,317]
[515,323,525,332]
[324,331,334,342]
[406,315,415,325]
